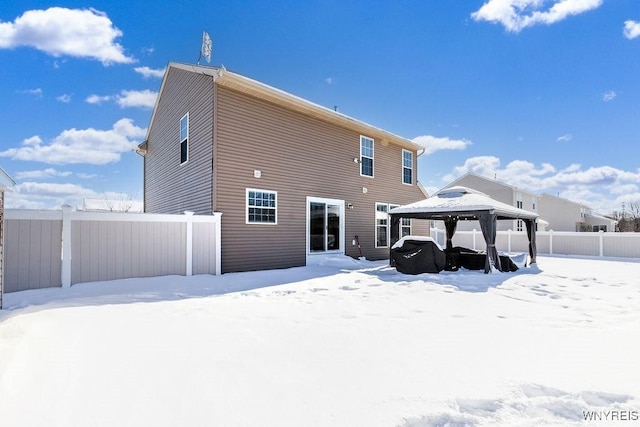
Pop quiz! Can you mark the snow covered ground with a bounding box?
[1,255,639,426]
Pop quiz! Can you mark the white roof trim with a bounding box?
[0,167,15,191]
[390,186,538,220]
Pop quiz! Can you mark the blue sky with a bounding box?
[1,0,639,214]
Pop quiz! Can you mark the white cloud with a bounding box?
[623,20,640,39]
[115,89,157,109]
[557,134,572,142]
[561,163,581,173]
[543,165,638,187]
[14,168,72,179]
[0,7,134,65]
[0,118,146,165]
[86,94,112,104]
[609,183,639,195]
[602,90,617,102]
[471,0,603,33]
[18,88,43,97]
[86,89,157,109]
[57,94,72,103]
[76,173,98,179]
[441,156,640,213]
[412,135,471,155]
[134,66,165,79]
[324,77,333,85]
[4,181,99,209]
[443,156,502,183]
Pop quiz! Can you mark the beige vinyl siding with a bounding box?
[144,68,214,215]
[449,174,514,205]
[215,86,426,272]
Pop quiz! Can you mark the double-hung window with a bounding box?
[360,136,374,177]
[375,203,388,247]
[376,203,412,248]
[390,204,411,237]
[180,113,189,164]
[246,189,277,224]
[402,150,413,185]
[516,192,523,231]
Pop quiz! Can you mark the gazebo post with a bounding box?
[389,214,401,266]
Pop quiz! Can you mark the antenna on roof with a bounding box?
[197,31,212,65]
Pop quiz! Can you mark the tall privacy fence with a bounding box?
[3,207,222,294]
[431,228,640,259]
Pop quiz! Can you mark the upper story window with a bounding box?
[246,189,277,224]
[180,113,189,164]
[402,150,413,185]
[360,136,374,177]
[516,192,523,209]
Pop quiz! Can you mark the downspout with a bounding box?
[211,74,218,214]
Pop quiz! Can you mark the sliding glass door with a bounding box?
[307,197,344,255]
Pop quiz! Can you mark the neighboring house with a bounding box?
[538,194,617,232]
[441,173,539,232]
[138,62,428,273]
[0,167,15,309]
[440,172,616,232]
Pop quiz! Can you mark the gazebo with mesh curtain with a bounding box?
[389,186,538,274]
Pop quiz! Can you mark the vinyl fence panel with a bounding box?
[431,228,640,259]
[3,208,221,294]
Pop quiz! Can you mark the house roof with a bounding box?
[143,62,422,153]
[0,167,15,191]
[446,172,538,196]
[390,186,539,221]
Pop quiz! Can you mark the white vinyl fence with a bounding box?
[3,207,222,293]
[431,228,640,259]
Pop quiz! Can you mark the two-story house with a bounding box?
[138,63,428,273]
[442,173,539,232]
[538,193,616,232]
[440,172,616,232]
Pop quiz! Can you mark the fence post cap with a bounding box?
[183,210,194,216]
[61,204,72,212]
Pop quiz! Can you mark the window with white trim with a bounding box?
[390,204,411,237]
[375,203,388,247]
[402,150,413,185]
[516,192,523,231]
[246,189,277,224]
[360,136,374,177]
[180,113,189,164]
[376,203,412,247]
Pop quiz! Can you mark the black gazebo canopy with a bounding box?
[390,187,538,274]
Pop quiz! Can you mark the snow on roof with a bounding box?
[390,186,538,220]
